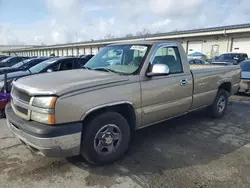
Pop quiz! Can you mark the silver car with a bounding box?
[239,60,250,93]
[188,58,208,65]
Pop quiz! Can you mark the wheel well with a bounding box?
[219,82,232,94]
[82,103,137,131]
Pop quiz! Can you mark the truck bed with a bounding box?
[190,64,225,69]
[190,64,240,73]
[189,64,241,110]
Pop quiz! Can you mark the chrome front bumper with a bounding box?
[5,104,82,158]
[7,119,81,157]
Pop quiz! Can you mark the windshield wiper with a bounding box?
[92,67,121,74]
[27,68,32,74]
[82,66,92,70]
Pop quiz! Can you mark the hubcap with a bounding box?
[217,95,226,113]
[94,124,122,156]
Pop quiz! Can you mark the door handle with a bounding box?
[198,81,205,86]
[180,79,188,86]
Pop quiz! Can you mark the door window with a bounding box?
[75,58,88,68]
[46,59,74,72]
[242,54,248,60]
[25,59,45,69]
[59,59,74,70]
[194,59,204,65]
[151,46,183,74]
[48,62,60,71]
[9,57,23,66]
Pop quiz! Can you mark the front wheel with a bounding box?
[208,89,228,118]
[81,112,130,165]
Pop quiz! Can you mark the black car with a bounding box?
[212,53,248,65]
[0,57,51,74]
[0,56,30,67]
[0,56,10,62]
[188,58,207,65]
[0,57,89,92]
[79,54,94,61]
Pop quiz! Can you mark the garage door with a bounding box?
[73,48,78,56]
[63,49,68,56]
[187,41,203,54]
[68,48,73,56]
[42,51,45,56]
[232,38,250,56]
[79,48,84,55]
[92,47,98,55]
[85,48,91,55]
[54,50,58,56]
[58,49,63,56]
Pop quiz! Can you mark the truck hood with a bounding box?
[13,69,130,96]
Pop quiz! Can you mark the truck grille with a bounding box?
[12,87,31,103]
[11,86,31,119]
[13,103,28,115]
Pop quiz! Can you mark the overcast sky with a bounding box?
[0,0,249,45]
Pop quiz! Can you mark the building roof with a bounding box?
[3,23,250,52]
[107,40,181,46]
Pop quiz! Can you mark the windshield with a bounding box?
[240,61,250,71]
[218,54,239,60]
[29,58,57,73]
[1,56,13,62]
[84,44,149,75]
[11,59,32,68]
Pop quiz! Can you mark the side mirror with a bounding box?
[147,64,170,77]
[47,69,53,73]
[22,66,27,70]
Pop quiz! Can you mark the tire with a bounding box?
[208,89,228,118]
[81,112,130,165]
[1,108,5,118]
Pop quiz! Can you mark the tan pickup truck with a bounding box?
[6,41,241,165]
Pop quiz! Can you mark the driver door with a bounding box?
[140,45,193,126]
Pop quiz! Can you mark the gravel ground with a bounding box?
[1,95,250,188]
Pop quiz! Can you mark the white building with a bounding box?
[2,23,250,58]
[0,45,36,55]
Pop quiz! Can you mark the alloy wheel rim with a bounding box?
[217,95,226,113]
[94,124,122,156]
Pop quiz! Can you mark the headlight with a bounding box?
[31,96,57,124]
[31,111,55,125]
[32,96,57,108]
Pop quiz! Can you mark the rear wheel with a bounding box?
[208,89,228,118]
[81,112,130,165]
